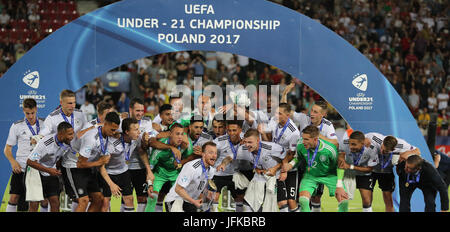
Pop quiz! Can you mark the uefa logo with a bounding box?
[352,73,368,92]
[22,70,40,89]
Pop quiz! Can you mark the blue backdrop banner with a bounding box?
[0,0,435,211]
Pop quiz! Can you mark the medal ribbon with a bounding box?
[352,146,364,166]
[25,118,40,136]
[307,140,320,170]
[274,118,290,143]
[253,142,262,170]
[168,138,181,164]
[121,134,131,161]
[60,108,74,127]
[98,126,109,155]
[228,137,240,160]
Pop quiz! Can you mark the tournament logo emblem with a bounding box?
[352,74,367,91]
[22,70,40,89]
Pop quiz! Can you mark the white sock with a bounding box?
[137,203,146,212]
[279,204,289,212]
[212,203,219,212]
[363,207,373,212]
[120,203,125,212]
[39,205,49,212]
[155,202,163,212]
[124,206,135,212]
[289,206,300,212]
[71,202,78,212]
[311,202,321,212]
[235,202,243,212]
[6,203,17,212]
[243,203,253,212]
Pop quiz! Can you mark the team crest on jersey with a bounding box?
[319,155,326,162]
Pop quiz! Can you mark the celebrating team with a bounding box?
[3,84,448,212]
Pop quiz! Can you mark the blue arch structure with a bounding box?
[0,0,436,211]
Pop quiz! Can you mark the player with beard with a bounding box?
[165,142,217,212]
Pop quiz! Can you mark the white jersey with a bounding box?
[341,140,379,176]
[62,127,114,168]
[165,158,216,203]
[85,118,100,129]
[191,132,213,148]
[106,135,139,175]
[213,134,246,176]
[365,132,417,173]
[237,142,286,182]
[28,134,72,176]
[126,117,158,170]
[293,112,337,140]
[41,108,88,135]
[242,110,272,133]
[267,118,300,152]
[6,117,46,172]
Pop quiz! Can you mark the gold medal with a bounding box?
[177,163,182,169]
[405,182,409,187]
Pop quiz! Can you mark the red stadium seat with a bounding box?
[18,19,27,30]
[40,9,49,20]
[0,28,8,39]
[30,28,41,43]
[46,0,56,11]
[9,28,20,43]
[50,19,63,31]
[39,19,50,31]
[67,1,76,12]
[38,0,47,10]
[69,10,80,21]
[22,28,31,42]
[57,1,67,11]
[48,10,58,21]
[9,19,18,29]
[59,10,68,20]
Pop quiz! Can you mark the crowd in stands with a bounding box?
[0,0,448,137]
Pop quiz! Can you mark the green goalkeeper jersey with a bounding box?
[149,137,193,177]
[295,138,338,177]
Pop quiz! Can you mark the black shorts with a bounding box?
[371,172,395,192]
[277,171,302,201]
[129,169,148,197]
[62,168,101,199]
[165,200,198,212]
[99,171,133,198]
[312,184,324,197]
[356,175,375,191]
[212,175,245,198]
[9,172,25,195]
[40,174,61,198]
